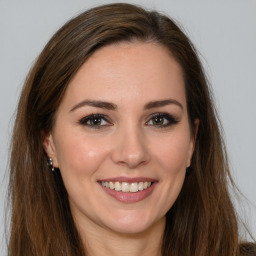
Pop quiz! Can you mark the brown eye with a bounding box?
[90,117,102,126]
[79,114,111,128]
[152,115,164,125]
[146,113,179,128]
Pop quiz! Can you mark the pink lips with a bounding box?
[98,177,157,203]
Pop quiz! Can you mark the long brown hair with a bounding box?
[8,3,254,255]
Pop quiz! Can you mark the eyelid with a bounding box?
[78,112,179,129]
[146,112,179,127]
[78,113,113,128]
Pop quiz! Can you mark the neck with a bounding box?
[76,217,165,256]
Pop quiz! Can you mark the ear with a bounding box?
[42,131,59,168]
[187,118,199,167]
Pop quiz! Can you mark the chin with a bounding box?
[101,211,164,235]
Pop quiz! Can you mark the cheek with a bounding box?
[151,131,191,175]
[54,132,110,179]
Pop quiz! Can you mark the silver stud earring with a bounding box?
[47,158,55,172]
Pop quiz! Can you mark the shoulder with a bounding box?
[240,243,256,256]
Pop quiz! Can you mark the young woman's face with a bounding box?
[44,42,197,235]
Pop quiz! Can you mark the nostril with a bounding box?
[110,134,150,168]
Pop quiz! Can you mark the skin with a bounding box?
[43,41,198,256]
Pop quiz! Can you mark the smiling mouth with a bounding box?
[101,181,152,193]
[98,177,157,203]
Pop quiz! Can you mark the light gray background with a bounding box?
[0,0,255,254]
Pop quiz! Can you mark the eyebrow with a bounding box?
[144,99,183,111]
[70,98,183,112]
[70,100,117,112]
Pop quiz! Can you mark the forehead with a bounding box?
[60,41,186,111]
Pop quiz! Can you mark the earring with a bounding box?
[47,158,55,172]
[186,166,191,176]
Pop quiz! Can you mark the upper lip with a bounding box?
[98,176,157,183]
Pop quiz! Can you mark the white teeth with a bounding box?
[138,182,144,191]
[130,182,138,193]
[114,182,121,191]
[109,181,114,189]
[121,182,130,192]
[101,181,152,192]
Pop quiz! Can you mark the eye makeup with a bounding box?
[146,113,179,128]
[78,112,179,130]
[79,114,112,129]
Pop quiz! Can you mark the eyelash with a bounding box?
[146,113,179,128]
[79,114,112,129]
[78,113,179,129]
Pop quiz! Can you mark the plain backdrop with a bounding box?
[0,0,255,254]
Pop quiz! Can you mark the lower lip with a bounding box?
[99,182,156,203]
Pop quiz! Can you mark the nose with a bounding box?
[111,127,150,169]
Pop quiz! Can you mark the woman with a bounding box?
[8,3,255,256]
